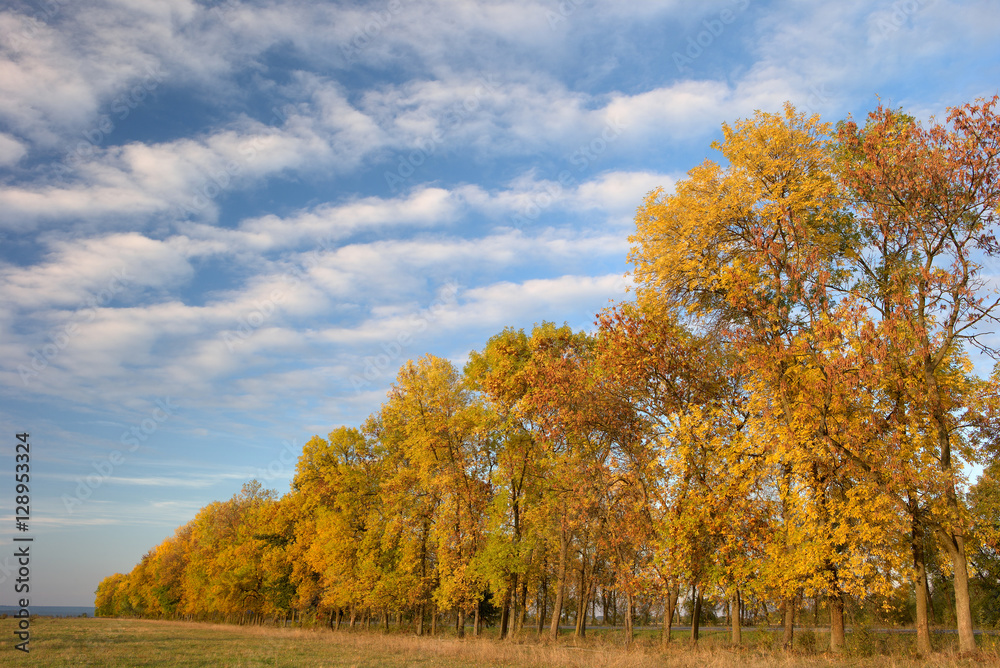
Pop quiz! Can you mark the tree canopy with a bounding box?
[98,97,1000,654]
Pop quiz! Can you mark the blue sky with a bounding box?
[0,0,998,606]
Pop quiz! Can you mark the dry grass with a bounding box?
[0,617,996,667]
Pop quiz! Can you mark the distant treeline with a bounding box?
[97,99,1000,654]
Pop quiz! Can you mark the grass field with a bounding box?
[0,617,997,667]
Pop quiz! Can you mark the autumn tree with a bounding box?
[517,322,652,641]
[836,96,1000,651]
[98,97,1000,656]
[466,326,558,639]
[372,354,489,635]
[969,452,1000,627]
[95,572,129,617]
[629,104,912,651]
[597,303,771,645]
[288,428,383,627]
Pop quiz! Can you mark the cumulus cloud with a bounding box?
[234,186,466,250]
[573,170,677,213]
[0,233,192,310]
[0,132,26,166]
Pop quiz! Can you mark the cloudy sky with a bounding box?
[1,0,998,606]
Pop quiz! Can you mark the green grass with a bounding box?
[0,617,997,667]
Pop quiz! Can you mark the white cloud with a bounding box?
[0,233,192,310]
[0,10,103,146]
[235,186,466,250]
[316,272,630,348]
[0,117,381,227]
[574,171,677,213]
[605,80,735,137]
[0,184,167,229]
[0,132,26,166]
[455,273,632,328]
[108,474,246,488]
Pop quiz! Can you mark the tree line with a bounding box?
[96,98,1000,654]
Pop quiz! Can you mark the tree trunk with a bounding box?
[574,586,590,638]
[474,600,481,636]
[731,590,742,645]
[940,528,976,652]
[782,594,795,648]
[927,577,937,623]
[516,579,528,634]
[537,576,547,635]
[927,361,976,652]
[690,588,702,643]
[688,583,695,625]
[549,531,569,640]
[574,589,588,637]
[911,507,933,655]
[430,605,437,636]
[499,584,512,639]
[508,577,519,638]
[574,544,589,638]
[416,604,424,636]
[661,593,674,647]
[624,592,634,644]
[829,593,845,653]
[457,609,465,638]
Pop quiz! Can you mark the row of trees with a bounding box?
[97,98,1000,653]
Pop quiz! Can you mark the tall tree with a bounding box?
[629,104,907,651]
[466,325,562,639]
[837,96,1000,651]
[374,354,488,634]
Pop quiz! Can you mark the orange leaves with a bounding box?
[100,99,1000,643]
[627,98,1000,629]
[631,104,844,336]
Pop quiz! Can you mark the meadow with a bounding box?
[1,617,998,667]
